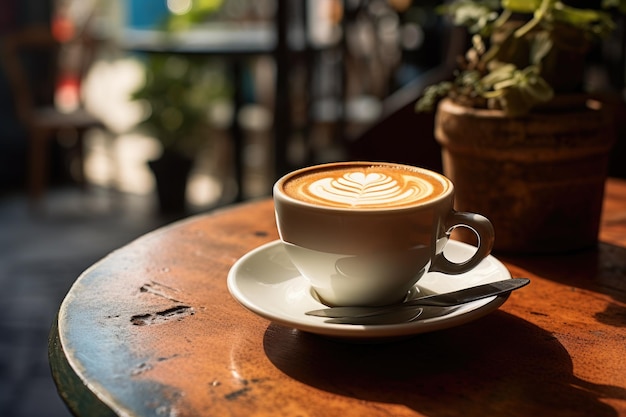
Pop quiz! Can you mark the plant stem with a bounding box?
[514,0,555,38]
[493,9,512,29]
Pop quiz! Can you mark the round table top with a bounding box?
[50,179,626,417]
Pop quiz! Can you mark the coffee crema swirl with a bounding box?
[284,166,447,209]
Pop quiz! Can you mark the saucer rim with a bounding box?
[227,240,511,340]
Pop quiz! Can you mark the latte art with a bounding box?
[282,165,448,209]
[309,172,433,207]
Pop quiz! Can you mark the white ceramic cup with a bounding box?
[273,161,495,306]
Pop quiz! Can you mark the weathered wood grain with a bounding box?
[50,179,626,417]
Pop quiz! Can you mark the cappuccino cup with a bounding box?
[273,161,495,307]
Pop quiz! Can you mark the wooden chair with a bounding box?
[0,25,106,203]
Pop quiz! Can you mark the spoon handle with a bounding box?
[306,278,530,319]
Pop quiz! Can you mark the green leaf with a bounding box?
[479,64,553,115]
[415,82,453,112]
[479,64,519,91]
[603,0,626,14]
[529,31,553,66]
[502,0,543,13]
[438,0,500,35]
[553,4,615,37]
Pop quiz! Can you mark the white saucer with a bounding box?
[227,240,512,340]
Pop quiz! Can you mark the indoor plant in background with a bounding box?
[131,2,226,215]
[132,53,216,214]
[417,0,625,253]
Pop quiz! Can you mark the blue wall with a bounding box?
[125,0,170,29]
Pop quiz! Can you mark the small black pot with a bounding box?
[148,151,194,215]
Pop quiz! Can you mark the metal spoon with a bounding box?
[306,278,530,320]
[323,308,425,325]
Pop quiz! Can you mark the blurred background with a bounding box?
[0,0,456,211]
[0,1,625,416]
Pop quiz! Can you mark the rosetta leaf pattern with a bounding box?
[308,171,433,208]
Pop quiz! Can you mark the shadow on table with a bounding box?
[500,242,626,327]
[264,311,625,417]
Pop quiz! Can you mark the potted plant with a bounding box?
[416,0,624,253]
[132,53,217,214]
[129,2,228,215]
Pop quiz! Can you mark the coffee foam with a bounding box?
[282,165,447,209]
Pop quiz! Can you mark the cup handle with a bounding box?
[429,211,495,275]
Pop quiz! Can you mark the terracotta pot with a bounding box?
[434,97,615,253]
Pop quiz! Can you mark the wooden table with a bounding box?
[49,178,626,417]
